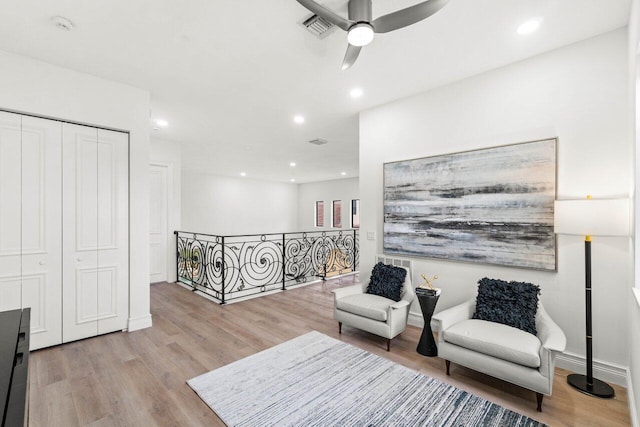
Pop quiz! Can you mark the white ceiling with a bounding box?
[0,0,631,183]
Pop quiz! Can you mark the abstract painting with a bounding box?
[383,138,557,271]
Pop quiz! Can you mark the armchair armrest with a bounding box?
[536,306,566,353]
[432,299,475,333]
[390,300,410,310]
[332,284,362,301]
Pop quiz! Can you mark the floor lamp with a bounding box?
[554,196,630,398]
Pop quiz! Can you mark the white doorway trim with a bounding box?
[149,162,174,284]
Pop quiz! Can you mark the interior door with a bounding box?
[96,129,128,335]
[63,123,99,342]
[0,111,23,312]
[21,115,62,349]
[149,164,168,283]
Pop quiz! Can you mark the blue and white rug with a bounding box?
[188,331,546,427]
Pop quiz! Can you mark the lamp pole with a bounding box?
[566,235,614,398]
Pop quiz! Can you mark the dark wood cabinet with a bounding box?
[1,308,30,427]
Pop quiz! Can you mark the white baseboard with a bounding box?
[127,314,152,331]
[555,352,627,387]
[629,367,640,427]
[408,310,424,328]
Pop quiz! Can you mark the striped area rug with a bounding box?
[188,331,546,427]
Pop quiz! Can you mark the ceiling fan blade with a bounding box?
[371,0,449,33]
[342,44,362,70]
[297,0,354,32]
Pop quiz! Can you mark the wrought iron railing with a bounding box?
[175,229,359,304]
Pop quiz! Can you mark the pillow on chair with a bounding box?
[472,277,540,335]
[366,262,407,302]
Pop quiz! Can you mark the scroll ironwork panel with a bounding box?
[176,229,358,304]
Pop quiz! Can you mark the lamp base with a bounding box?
[567,374,615,398]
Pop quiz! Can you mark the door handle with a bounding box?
[39,260,46,266]
[77,258,82,262]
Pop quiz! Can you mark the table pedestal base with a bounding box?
[416,292,439,357]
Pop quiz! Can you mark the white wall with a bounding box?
[297,178,359,231]
[151,138,182,283]
[0,49,152,330]
[181,172,298,235]
[360,29,631,380]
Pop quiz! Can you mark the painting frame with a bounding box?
[383,138,558,271]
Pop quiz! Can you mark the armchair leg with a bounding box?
[445,360,451,376]
[536,393,543,412]
[338,322,342,334]
[386,338,391,351]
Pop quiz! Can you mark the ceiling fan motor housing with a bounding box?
[348,0,373,24]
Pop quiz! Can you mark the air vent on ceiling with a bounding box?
[309,138,328,146]
[300,14,336,39]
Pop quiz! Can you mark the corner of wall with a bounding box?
[128,314,153,331]
[629,366,640,427]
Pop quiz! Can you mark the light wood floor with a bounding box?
[28,277,631,426]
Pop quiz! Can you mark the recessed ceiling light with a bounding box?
[293,115,305,124]
[52,16,74,31]
[350,88,363,98]
[290,178,296,182]
[290,162,296,167]
[240,172,247,177]
[517,18,541,35]
[341,172,347,176]
[155,119,168,127]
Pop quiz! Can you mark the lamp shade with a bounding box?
[554,198,630,236]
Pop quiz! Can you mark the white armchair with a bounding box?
[432,299,566,412]
[333,265,414,351]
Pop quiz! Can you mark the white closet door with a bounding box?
[21,116,62,349]
[0,111,23,312]
[96,129,128,335]
[0,112,62,350]
[63,123,99,342]
[149,164,168,283]
[62,124,128,342]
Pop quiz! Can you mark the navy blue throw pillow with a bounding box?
[472,277,540,335]
[366,262,407,302]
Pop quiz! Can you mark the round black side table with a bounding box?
[416,291,439,357]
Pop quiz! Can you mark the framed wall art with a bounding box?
[383,138,557,271]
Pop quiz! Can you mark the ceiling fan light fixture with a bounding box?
[347,23,374,47]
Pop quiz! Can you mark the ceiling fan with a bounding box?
[297,0,450,70]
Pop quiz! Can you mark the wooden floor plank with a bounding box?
[27,278,631,426]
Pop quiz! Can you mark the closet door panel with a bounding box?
[21,116,62,349]
[0,277,21,312]
[97,129,128,334]
[0,112,22,312]
[63,123,99,343]
[76,134,99,251]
